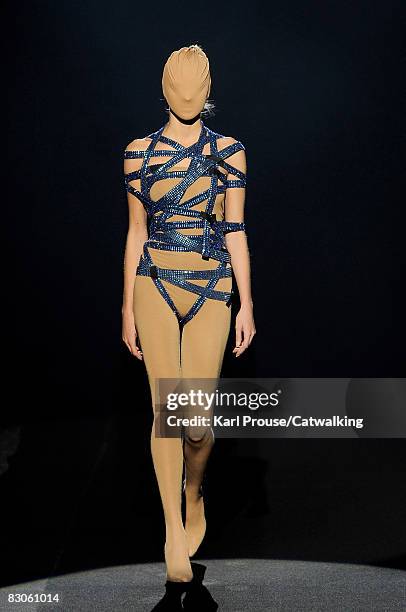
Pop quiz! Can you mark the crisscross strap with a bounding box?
[123,120,246,325]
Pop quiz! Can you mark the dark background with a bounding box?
[3,0,405,587]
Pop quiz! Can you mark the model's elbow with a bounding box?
[225,230,248,254]
[127,223,148,246]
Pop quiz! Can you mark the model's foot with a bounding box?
[185,488,206,557]
[164,526,193,582]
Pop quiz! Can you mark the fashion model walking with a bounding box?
[122,44,255,590]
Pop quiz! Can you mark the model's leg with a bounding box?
[180,295,232,556]
[133,275,193,582]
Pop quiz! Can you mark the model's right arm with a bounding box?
[122,138,148,359]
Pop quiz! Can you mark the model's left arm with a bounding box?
[224,139,256,357]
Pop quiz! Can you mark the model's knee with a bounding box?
[184,426,214,447]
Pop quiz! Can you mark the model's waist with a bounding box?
[137,261,232,280]
[148,218,246,238]
[146,241,230,262]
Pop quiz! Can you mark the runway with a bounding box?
[1,559,405,611]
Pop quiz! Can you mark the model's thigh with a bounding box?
[180,299,232,379]
[133,276,181,409]
[180,298,231,438]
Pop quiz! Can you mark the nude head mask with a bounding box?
[162,45,211,121]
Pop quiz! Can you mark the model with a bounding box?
[121,44,255,598]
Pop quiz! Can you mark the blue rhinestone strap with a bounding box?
[124,120,246,326]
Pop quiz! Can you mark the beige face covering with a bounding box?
[162,45,211,120]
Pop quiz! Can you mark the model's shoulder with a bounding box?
[124,136,153,153]
[212,131,245,152]
[210,132,247,174]
[216,137,246,164]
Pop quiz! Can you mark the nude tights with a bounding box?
[134,274,231,580]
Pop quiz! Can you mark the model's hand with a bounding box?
[122,310,143,360]
[233,303,256,357]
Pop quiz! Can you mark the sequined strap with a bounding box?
[138,245,234,325]
[149,219,245,233]
[123,123,245,323]
[137,260,232,302]
[146,233,231,263]
[226,178,246,188]
[137,259,232,281]
[124,149,179,158]
[222,221,246,233]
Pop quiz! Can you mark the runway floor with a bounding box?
[1,559,405,611]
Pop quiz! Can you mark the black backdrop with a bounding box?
[3,0,405,587]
